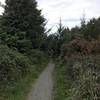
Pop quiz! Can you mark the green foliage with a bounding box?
[55,55,100,100]
[83,18,100,40]
[67,56,100,100]
[25,49,47,64]
[45,20,71,57]
[16,39,32,53]
[53,62,68,100]
[47,16,100,100]
[69,17,100,40]
[1,0,46,48]
[0,32,33,52]
[0,45,48,100]
[0,45,31,83]
[43,34,58,57]
[0,0,48,100]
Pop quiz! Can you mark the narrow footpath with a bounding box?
[27,62,54,100]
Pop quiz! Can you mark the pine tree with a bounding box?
[1,0,46,48]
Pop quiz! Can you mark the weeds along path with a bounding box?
[27,62,54,100]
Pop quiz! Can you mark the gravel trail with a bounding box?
[27,62,54,100]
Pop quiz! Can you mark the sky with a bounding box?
[0,0,100,32]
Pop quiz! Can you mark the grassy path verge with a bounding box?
[53,62,68,100]
[0,63,48,100]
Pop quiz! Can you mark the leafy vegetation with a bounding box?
[61,56,100,100]
[0,45,48,100]
[1,0,46,49]
[0,0,100,99]
[0,0,48,99]
[53,17,100,100]
[0,45,31,82]
[53,62,68,100]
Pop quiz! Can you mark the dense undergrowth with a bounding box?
[53,24,100,100]
[54,55,100,100]
[70,55,100,100]
[0,45,48,100]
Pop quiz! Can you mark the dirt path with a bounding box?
[27,62,54,100]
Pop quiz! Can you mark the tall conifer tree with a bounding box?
[2,0,46,48]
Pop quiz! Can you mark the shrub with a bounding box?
[16,39,32,53]
[26,49,47,64]
[61,36,100,60]
[64,55,100,100]
[0,45,31,83]
[75,56,100,100]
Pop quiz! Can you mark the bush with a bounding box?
[26,49,47,64]
[61,55,100,100]
[16,39,32,53]
[0,45,31,83]
[61,37,90,56]
[61,36,100,60]
[0,45,48,100]
[74,56,100,100]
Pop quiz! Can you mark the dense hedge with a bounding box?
[0,45,31,83]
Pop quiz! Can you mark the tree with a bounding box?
[84,18,100,40]
[45,20,71,57]
[1,0,46,48]
[56,18,65,37]
[80,13,87,37]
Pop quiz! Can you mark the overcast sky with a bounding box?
[0,0,100,32]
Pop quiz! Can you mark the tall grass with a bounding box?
[53,55,100,100]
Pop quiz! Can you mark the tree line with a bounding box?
[47,16,100,57]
